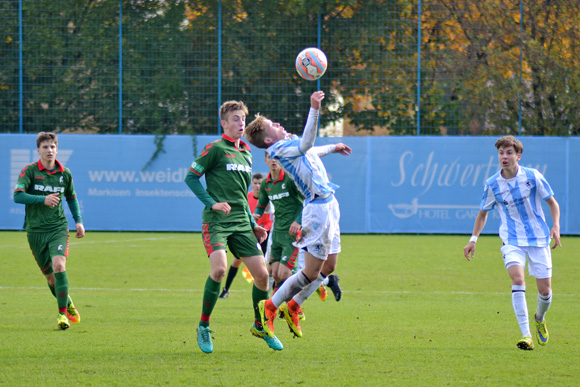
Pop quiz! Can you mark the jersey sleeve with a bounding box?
[14,164,33,194]
[269,138,303,160]
[480,183,496,211]
[534,170,554,200]
[189,141,218,176]
[64,169,77,200]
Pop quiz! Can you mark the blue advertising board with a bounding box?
[2,134,577,234]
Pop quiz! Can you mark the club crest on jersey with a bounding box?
[34,184,65,193]
[60,176,64,183]
[226,164,251,173]
[282,183,286,189]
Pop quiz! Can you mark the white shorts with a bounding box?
[500,244,552,279]
[294,196,341,260]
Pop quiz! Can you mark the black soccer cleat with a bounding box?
[327,274,342,302]
[218,288,230,299]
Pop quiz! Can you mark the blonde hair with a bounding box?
[36,132,58,148]
[245,114,269,149]
[219,100,248,122]
[495,135,523,154]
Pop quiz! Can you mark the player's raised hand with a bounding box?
[311,91,325,110]
[212,202,231,215]
[463,242,475,261]
[333,143,352,156]
[44,193,60,208]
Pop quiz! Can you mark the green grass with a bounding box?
[1,232,579,386]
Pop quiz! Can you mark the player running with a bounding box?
[13,132,85,330]
[463,135,562,350]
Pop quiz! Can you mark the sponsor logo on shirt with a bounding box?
[34,184,65,193]
[226,164,251,173]
[269,192,290,201]
[190,162,204,174]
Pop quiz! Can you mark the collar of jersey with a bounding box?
[222,134,251,152]
[267,169,285,183]
[38,159,65,174]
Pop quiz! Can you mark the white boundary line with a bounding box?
[0,286,577,297]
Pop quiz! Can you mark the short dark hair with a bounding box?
[252,173,264,180]
[495,135,523,154]
[36,132,58,148]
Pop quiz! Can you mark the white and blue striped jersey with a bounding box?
[480,166,554,247]
[267,137,338,205]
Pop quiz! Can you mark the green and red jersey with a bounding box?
[254,169,303,233]
[14,159,77,232]
[186,135,254,225]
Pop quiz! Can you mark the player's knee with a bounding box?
[211,267,227,282]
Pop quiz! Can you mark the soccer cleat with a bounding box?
[298,308,305,321]
[535,318,549,346]
[280,303,302,338]
[66,298,81,324]
[327,274,342,302]
[278,302,286,320]
[250,323,283,351]
[57,313,70,330]
[197,326,214,354]
[258,300,276,338]
[316,285,327,301]
[218,288,230,299]
[516,336,534,350]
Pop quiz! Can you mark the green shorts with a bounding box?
[27,227,70,275]
[268,230,300,269]
[202,222,262,259]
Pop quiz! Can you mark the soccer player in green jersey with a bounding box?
[13,132,85,330]
[184,100,283,353]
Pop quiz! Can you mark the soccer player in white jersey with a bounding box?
[244,90,351,338]
[463,135,562,350]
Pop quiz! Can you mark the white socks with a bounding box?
[293,273,326,305]
[271,271,310,308]
[512,285,530,337]
[536,292,552,322]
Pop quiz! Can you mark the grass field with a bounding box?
[1,231,579,386]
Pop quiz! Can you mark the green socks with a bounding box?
[54,272,69,309]
[200,276,221,327]
[252,284,269,322]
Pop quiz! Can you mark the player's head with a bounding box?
[36,132,58,148]
[495,136,522,168]
[245,114,288,149]
[264,151,280,174]
[219,101,248,139]
[251,173,264,193]
[495,136,523,154]
[36,132,58,164]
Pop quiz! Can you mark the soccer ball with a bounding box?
[295,47,328,81]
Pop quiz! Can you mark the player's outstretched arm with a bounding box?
[332,143,352,156]
[299,91,325,154]
[463,210,488,261]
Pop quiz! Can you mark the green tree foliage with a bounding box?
[0,0,578,135]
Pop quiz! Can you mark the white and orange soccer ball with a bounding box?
[295,47,328,81]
